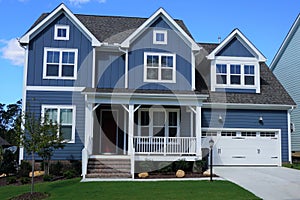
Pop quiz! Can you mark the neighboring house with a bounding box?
[271,14,300,155]
[19,3,295,179]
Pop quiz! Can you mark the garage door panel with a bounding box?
[210,131,280,166]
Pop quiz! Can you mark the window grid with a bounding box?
[54,25,70,40]
[221,132,237,137]
[241,132,257,137]
[43,48,78,80]
[260,132,276,137]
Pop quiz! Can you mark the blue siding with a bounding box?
[96,52,125,88]
[216,37,255,57]
[202,109,289,162]
[128,17,192,91]
[27,13,93,87]
[272,23,300,151]
[24,91,85,160]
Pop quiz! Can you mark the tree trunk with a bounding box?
[31,151,35,194]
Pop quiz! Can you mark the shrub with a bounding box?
[192,160,207,173]
[157,162,173,173]
[63,170,77,179]
[6,176,17,184]
[43,174,53,182]
[138,160,155,172]
[20,177,30,184]
[18,161,32,177]
[70,160,81,176]
[0,150,17,175]
[173,159,191,172]
[50,161,63,176]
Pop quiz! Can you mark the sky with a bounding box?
[0,0,299,105]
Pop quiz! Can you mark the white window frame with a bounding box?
[138,108,180,137]
[144,52,176,83]
[54,24,70,40]
[41,105,76,143]
[153,30,167,45]
[43,47,78,80]
[211,57,260,93]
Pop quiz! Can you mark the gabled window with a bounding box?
[153,30,167,44]
[138,108,180,137]
[42,105,76,143]
[43,48,78,80]
[144,52,176,83]
[54,25,69,40]
[212,60,259,92]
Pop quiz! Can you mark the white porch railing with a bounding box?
[133,137,196,155]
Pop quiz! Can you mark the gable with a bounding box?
[150,17,172,29]
[216,37,255,57]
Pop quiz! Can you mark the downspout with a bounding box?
[288,106,295,164]
[118,47,128,89]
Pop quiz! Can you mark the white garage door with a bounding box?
[202,130,281,166]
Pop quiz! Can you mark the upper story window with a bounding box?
[212,59,259,92]
[42,105,76,143]
[54,25,70,40]
[144,52,176,83]
[43,48,78,80]
[153,30,167,44]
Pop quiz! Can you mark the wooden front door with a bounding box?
[101,110,118,154]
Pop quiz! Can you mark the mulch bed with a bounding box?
[9,192,49,200]
[135,172,218,179]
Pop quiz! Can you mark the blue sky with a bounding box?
[0,0,299,105]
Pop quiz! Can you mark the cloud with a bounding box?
[0,38,25,66]
[68,0,106,6]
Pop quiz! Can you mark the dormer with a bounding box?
[207,29,266,93]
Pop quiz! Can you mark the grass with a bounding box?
[283,163,300,170]
[0,178,259,200]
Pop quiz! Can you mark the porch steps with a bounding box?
[86,158,131,178]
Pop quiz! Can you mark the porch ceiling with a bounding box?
[82,88,208,106]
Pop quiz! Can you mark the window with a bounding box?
[138,109,179,137]
[244,65,255,85]
[216,64,227,84]
[260,132,276,137]
[144,52,176,82]
[214,62,258,89]
[43,48,78,79]
[241,132,257,137]
[202,132,217,137]
[230,64,241,84]
[153,30,167,44]
[54,25,69,40]
[221,132,236,137]
[42,105,76,143]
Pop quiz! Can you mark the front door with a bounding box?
[101,110,118,154]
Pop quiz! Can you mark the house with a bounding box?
[19,3,295,179]
[270,14,300,158]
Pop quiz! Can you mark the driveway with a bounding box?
[214,167,300,200]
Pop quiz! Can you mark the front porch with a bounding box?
[81,89,208,178]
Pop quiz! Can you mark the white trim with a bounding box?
[54,24,70,40]
[92,47,96,88]
[26,86,85,92]
[270,14,300,70]
[125,49,129,88]
[153,30,167,45]
[19,45,29,164]
[43,47,78,80]
[288,109,292,163]
[207,29,266,62]
[121,8,200,51]
[19,4,101,46]
[41,104,76,143]
[143,52,176,83]
[202,102,295,110]
[202,127,280,132]
[191,52,196,90]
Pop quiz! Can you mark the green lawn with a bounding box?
[283,163,300,170]
[0,178,259,200]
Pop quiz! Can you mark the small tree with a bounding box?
[16,111,64,194]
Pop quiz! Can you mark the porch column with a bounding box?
[84,102,94,154]
[196,106,202,157]
[128,104,134,155]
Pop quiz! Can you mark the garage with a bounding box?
[202,129,281,166]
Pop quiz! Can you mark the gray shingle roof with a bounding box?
[29,13,193,44]
[198,43,296,105]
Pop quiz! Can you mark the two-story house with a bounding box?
[19,4,295,179]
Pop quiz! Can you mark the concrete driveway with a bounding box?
[214,167,300,200]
